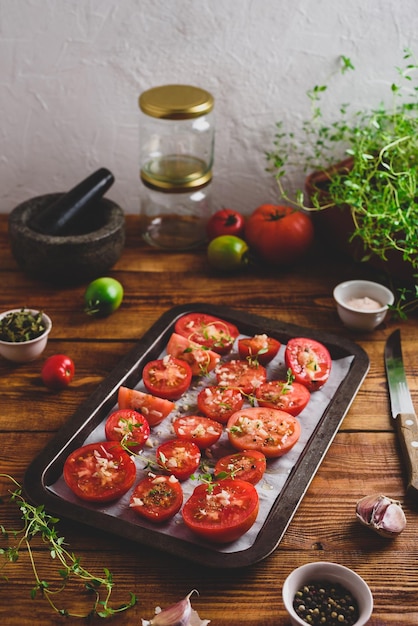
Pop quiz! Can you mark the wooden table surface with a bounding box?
[0,214,417,625]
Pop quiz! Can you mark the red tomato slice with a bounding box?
[105,409,150,453]
[118,386,174,427]
[227,407,301,458]
[142,355,192,400]
[174,312,239,355]
[215,359,267,394]
[172,415,223,449]
[197,385,244,424]
[63,441,136,503]
[237,334,281,365]
[285,337,332,391]
[214,450,267,485]
[255,380,310,416]
[156,439,201,481]
[166,332,221,376]
[182,478,259,543]
[129,473,183,523]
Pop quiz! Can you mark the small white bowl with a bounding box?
[333,280,394,331]
[0,309,52,363]
[282,561,373,626]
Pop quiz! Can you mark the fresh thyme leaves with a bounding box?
[0,474,137,618]
[0,309,46,343]
[266,48,418,289]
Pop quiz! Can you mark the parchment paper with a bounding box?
[48,339,354,554]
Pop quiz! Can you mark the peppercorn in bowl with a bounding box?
[282,561,373,626]
[0,308,52,363]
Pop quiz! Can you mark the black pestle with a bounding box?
[30,168,115,236]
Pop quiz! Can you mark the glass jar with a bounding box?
[138,84,214,186]
[140,171,212,251]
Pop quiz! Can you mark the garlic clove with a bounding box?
[142,591,210,626]
[356,494,407,538]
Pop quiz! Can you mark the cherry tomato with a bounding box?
[207,235,249,272]
[214,450,267,485]
[156,439,201,481]
[63,441,136,502]
[174,312,239,355]
[118,386,174,426]
[215,359,267,394]
[84,277,123,317]
[255,379,311,416]
[166,332,220,376]
[197,385,244,424]
[129,473,183,523]
[206,208,245,241]
[41,354,75,390]
[105,408,150,453]
[227,407,301,458]
[182,478,259,543]
[285,337,332,391]
[245,204,314,266]
[238,334,281,365]
[142,355,192,400]
[172,415,223,449]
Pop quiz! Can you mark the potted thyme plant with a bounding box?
[266,50,418,290]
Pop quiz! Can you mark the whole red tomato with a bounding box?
[206,208,245,241]
[245,204,314,265]
[41,354,75,390]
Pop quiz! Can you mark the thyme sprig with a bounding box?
[266,48,418,289]
[0,474,137,618]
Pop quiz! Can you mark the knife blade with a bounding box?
[384,329,418,498]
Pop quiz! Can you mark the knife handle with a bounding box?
[396,412,418,498]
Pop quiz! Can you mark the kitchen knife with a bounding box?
[384,329,418,498]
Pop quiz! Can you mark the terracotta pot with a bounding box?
[305,159,416,283]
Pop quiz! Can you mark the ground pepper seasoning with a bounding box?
[293,580,359,625]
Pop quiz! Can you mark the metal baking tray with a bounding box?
[24,303,370,568]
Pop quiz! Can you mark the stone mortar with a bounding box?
[8,193,126,285]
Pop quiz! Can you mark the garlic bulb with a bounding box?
[141,591,210,626]
[356,494,407,538]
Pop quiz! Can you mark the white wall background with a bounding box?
[1,0,418,215]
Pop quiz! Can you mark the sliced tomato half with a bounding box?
[197,385,244,424]
[129,473,183,523]
[166,332,221,376]
[255,380,310,416]
[227,407,301,458]
[105,408,150,453]
[214,450,267,485]
[142,355,192,400]
[156,439,201,481]
[63,441,136,503]
[215,359,267,394]
[118,386,174,426]
[182,478,259,543]
[174,312,239,355]
[285,337,332,391]
[238,334,281,365]
[172,415,223,449]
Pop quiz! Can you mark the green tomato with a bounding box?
[84,277,124,317]
[207,235,249,272]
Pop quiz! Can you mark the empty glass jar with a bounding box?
[140,172,212,250]
[138,84,214,186]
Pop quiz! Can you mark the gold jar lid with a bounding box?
[138,85,214,120]
[140,169,212,193]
